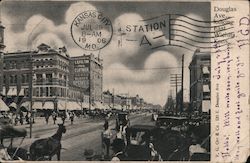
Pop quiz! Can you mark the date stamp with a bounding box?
[71,10,113,51]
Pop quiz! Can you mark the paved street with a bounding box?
[6,113,153,161]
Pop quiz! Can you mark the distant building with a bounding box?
[121,96,132,110]
[189,50,210,113]
[131,94,140,109]
[103,90,113,110]
[113,95,122,110]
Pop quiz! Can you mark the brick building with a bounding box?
[2,44,91,112]
[0,22,5,95]
[70,54,103,109]
[189,49,210,113]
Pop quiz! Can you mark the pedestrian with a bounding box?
[61,113,66,124]
[19,112,23,125]
[25,113,29,124]
[52,112,57,124]
[103,118,109,129]
[101,124,111,158]
[70,112,74,125]
[45,114,49,124]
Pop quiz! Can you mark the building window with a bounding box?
[24,88,29,97]
[40,87,43,97]
[21,74,25,83]
[3,75,6,84]
[50,87,54,97]
[46,73,52,82]
[10,75,14,84]
[36,74,43,82]
[35,87,39,97]
[26,74,30,83]
[46,87,49,97]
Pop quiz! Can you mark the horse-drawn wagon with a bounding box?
[0,121,66,161]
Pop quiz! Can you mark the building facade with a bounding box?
[2,44,90,112]
[0,22,5,95]
[71,54,103,109]
[103,90,112,109]
[189,50,211,113]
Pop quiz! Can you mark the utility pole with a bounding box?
[170,74,181,113]
[112,88,115,109]
[180,54,184,112]
[29,53,33,138]
[89,55,91,112]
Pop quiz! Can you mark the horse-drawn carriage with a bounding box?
[0,120,66,161]
[0,122,28,161]
[116,111,130,129]
[124,125,160,161]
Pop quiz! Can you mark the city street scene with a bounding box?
[0,1,212,161]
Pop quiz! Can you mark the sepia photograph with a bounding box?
[0,0,248,162]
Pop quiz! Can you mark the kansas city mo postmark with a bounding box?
[71,10,113,51]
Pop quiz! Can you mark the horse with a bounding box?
[29,124,66,161]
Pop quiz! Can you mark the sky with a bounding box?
[0,1,211,106]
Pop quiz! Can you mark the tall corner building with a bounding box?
[189,50,211,113]
[70,54,103,108]
[0,22,5,95]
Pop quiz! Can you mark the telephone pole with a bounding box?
[29,53,33,138]
[170,74,181,113]
[180,54,184,112]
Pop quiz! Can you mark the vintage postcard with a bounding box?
[0,0,249,162]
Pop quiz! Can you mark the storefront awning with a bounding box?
[7,87,17,96]
[43,102,54,110]
[93,102,104,110]
[80,102,89,109]
[58,101,66,111]
[0,99,10,111]
[66,101,79,111]
[32,102,43,110]
[18,89,25,96]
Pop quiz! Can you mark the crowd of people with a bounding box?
[44,111,76,125]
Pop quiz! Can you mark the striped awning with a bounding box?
[32,102,43,110]
[43,102,54,110]
[58,101,66,110]
[67,101,80,111]
[81,102,89,109]
[7,87,17,96]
